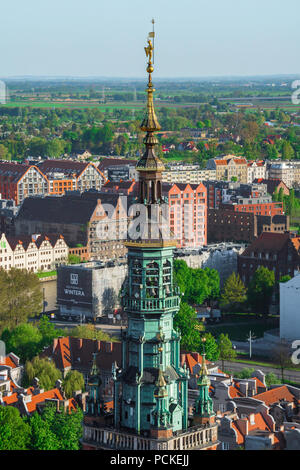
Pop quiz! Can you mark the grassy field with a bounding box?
[36,270,57,279]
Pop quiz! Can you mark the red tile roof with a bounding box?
[253,386,296,406]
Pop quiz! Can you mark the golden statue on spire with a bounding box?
[144,39,154,63]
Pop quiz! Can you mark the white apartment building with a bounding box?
[162,166,216,184]
[0,233,69,272]
[247,161,267,183]
[280,272,300,341]
[268,162,296,188]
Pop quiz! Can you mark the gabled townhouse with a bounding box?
[0,232,68,272]
[38,159,106,195]
[0,162,48,205]
[217,403,282,450]
[0,379,78,416]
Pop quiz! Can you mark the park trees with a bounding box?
[24,357,62,391]
[0,268,43,331]
[247,266,275,315]
[0,407,31,450]
[62,370,85,398]
[220,272,247,311]
[29,403,83,450]
[173,260,220,306]
[217,333,237,370]
[174,302,202,352]
[1,324,42,362]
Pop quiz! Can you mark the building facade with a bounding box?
[0,232,68,272]
[82,36,218,451]
[0,162,48,205]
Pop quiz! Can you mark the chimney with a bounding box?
[77,338,83,349]
[236,417,248,437]
[239,381,249,397]
[97,340,101,352]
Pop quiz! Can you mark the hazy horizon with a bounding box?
[1,0,299,78]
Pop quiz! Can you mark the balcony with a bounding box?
[123,294,180,313]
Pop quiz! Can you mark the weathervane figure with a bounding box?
[144,39,154,63]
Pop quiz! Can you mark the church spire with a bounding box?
[136,23,165,177]
[193,338,215,426]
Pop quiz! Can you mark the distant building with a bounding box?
[162,164,216,184]
[38,160,106,194]
[206,155,248,183]
[238,232,300,285]
[0,162,48,205]
[56,261,127,321]
[98,158,138,182]
[0,232,68,272]
[162,182,207,248]
[247,161,267,183]
[42,337,121,401]
[253,178,290,196]
[15,192,130,261]
[208,208,289,244]
[280,273,300,341]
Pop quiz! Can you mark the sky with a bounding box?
[0,0,299,78]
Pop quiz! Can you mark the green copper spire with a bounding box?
[194,339,215,422]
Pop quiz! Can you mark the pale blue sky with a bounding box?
[1,0,299,77]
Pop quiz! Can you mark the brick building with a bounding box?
[253,178,290,196]
[208,208,289,243]
[238,232,300,284]
[0,162,48,205]
[38,160,106,195]
[162,182,207,248]
[15,192,130,261]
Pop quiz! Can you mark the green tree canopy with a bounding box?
[220,272,247,311]
[202,333,220,362]
[24,356,62,390]
[218,333,237,370]
[0,268,43,331]
[0,406,31,450]
[29,403,83,450]
[247,266,275,315]
[62,370,85,398]
[174,302,202,351]
[1,323,42,363]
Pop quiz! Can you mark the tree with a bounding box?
[218,333,237,370]
[24,356,62,390]
[0,406,31,450]
[38,315,65,349]
[1,323,42,363]
[279,275,291,284]
[0,144,8,160]
[29,402,83,450]
[265,372,281,389]
[174,302,201,351]
[247,266,275,315]
[272,340,292,382]
[282,141,294,160]
[0,268,43,330]
[68,324,116,342]
[202,333,220,362]
[220,272,247,311]
[234,367,255,379]
[68,253,82,264]
[62,370,85,398]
